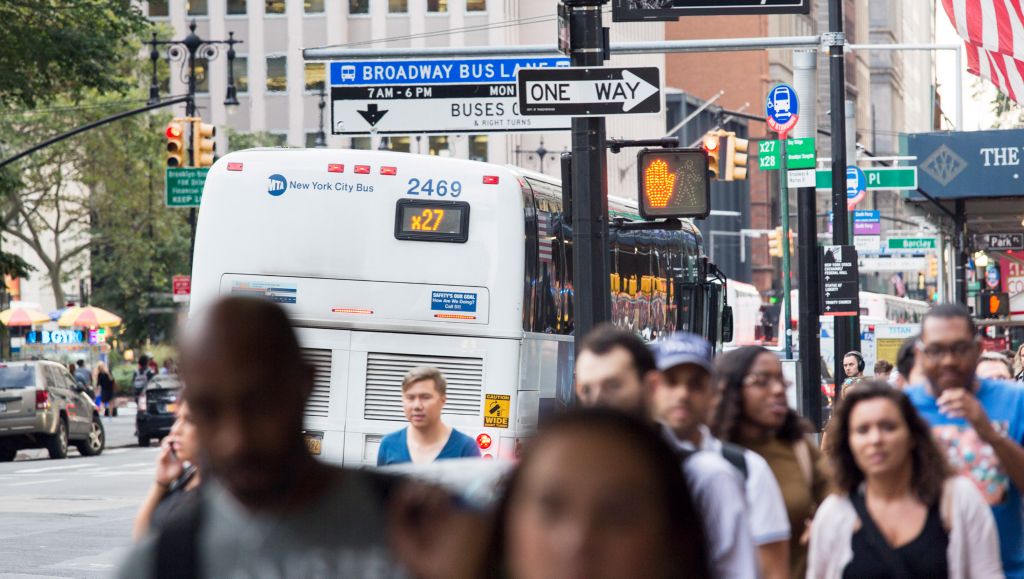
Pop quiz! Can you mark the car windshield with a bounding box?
[0,365,36,388]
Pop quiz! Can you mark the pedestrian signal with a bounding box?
[192,120,216,168]
[978,290,1010,319]
[637,148,710,219]
[724,135,749,181]
[702,132,722,180]
[165,121,186,168]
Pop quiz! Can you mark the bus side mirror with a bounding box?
[721,305,734,343]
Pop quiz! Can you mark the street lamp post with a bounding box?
[514,139,565,174]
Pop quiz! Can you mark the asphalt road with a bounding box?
[0,414,158,578]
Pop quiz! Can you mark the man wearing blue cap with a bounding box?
[652,333,792,579]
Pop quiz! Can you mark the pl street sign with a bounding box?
[974,232,1024,251]
[846,166,867,208]
[517,67,661,117]
[329,57,571,135]
[820,245,860,317]
[165,167,208,208]
[765,84,799,137]
[612,0,810,21]
[816,167,918,190]
[758,138,816,171]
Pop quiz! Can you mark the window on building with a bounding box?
[386,137,411,152]
[349,0,369,14]
[195,58,210,94]
[305,132,325,148]
[351,137,371,149]
[469,135,488,162]
[304,62,325,92]
[466,0,486,11]
[266,56,287,92]
[232,56,248,93]
[148,0,169,17]
[265,0,285,14]
[227,0,246,14]
[427,0,448,12]
[429,136,449,156]
[305,0,324,12]
[187,0,208,16]
[389,0,408,13]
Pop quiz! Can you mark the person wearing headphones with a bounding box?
[839,351,866,399]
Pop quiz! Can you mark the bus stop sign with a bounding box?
[765,84,799,137]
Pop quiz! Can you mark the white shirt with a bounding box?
[662,425,759,579]
[672,425,792,546]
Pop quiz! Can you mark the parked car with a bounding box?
[136,374,182,447]
[0,360,105,461]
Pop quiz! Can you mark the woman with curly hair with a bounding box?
[808,381,1002,578]
[713,346,830,578]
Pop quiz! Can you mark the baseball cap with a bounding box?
[651,332,714,374]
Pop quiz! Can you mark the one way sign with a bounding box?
[517,66,661,117]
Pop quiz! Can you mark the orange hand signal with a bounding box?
[644,159,676,208]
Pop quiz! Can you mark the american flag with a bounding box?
[941,0,1024,104]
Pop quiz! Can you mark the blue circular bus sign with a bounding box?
[846,166,867,208]
[766,84,799,137]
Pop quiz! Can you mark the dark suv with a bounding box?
[136,374,182,447]
[0,361,105,461]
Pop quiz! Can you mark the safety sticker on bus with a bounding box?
[484,394,510,429]
[431,291,477,312]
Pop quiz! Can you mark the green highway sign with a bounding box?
[887,237,937,251]
[816,167,917,190]
[757,138,816,171]
[165,167,209,208]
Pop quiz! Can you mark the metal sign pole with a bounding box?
[566,0,611,350]
[780,138,793,360]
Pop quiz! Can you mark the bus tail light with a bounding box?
[380,166,397,176]
[331,308,374,315]
[434,313,477,320]
[482,175,500,185]
[35,390,49,410]
[354,165,371,174]
[328,164,344,173]
[227,162,244,171]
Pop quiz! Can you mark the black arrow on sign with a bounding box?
[357,103,388,127]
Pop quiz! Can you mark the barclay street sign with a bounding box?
[816,167,918,191]
[329,57,571,135]
[887,237,937,251]
[165,167,208,208]
[517,67,661,117]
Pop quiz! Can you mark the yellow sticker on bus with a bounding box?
[484,394,510,429]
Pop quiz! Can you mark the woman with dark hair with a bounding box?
[808,381,1002,578]
[491,408,709,579]
[713,346,829,578]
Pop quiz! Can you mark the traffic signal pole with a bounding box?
[566,0,611,347]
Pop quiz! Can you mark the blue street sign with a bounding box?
[330,57,569,86]
[846,166,867,208]
[765,83,799,135]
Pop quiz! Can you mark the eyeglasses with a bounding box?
[916,340,977,360]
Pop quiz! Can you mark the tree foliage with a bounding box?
[0,0,148,108]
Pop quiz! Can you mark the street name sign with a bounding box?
[816,167,918,190]
[612,0,810,21]
[887,237,937,251]
[165,167,208,208]
[329,57,571,135]
[758,138,815,171]
[859,255,928,272]
[827,210,880,235]
[517,67,661,117]
[974,232,1024,251]
[820,245,860,316]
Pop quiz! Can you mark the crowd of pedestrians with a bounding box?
[119,296,1024,578]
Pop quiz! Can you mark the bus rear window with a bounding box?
[0,365,36,388]
[394,200,470,243]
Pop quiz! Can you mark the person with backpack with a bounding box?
[651,333,791,579]
[808,381,1002,577]
[713,346,831,579]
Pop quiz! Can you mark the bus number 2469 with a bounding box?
[406,178,462,198]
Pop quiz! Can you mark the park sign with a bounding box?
[329,57,571,135]
[612,0,810,21]
[165,167,208,208]
[517,67,661,117]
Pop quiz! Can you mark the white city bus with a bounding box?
[190,148,726,465]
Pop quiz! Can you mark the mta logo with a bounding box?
[267,174,288,196]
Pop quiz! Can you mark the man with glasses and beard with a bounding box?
[906,304,1024,578]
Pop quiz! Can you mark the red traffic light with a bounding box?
[636,148,710,220]
[702,135,720,152]
[166,124,183,139]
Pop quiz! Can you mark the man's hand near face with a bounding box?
[937,387,999,442]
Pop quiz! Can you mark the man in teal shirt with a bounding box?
[906,304,1024,577]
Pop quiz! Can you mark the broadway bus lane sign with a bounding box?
[329,57,572,135]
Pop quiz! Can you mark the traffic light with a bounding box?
[702,132,722,179]
[724,134,749,181]
[978,290,1010,318]
[927,254,938,278]
[768,226,783,258]
[165,120,186,167]
[637,148,711,219]
[192,120,216,168]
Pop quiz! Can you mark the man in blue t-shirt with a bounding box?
[906,304,1024,577]
[377,366,480,466]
